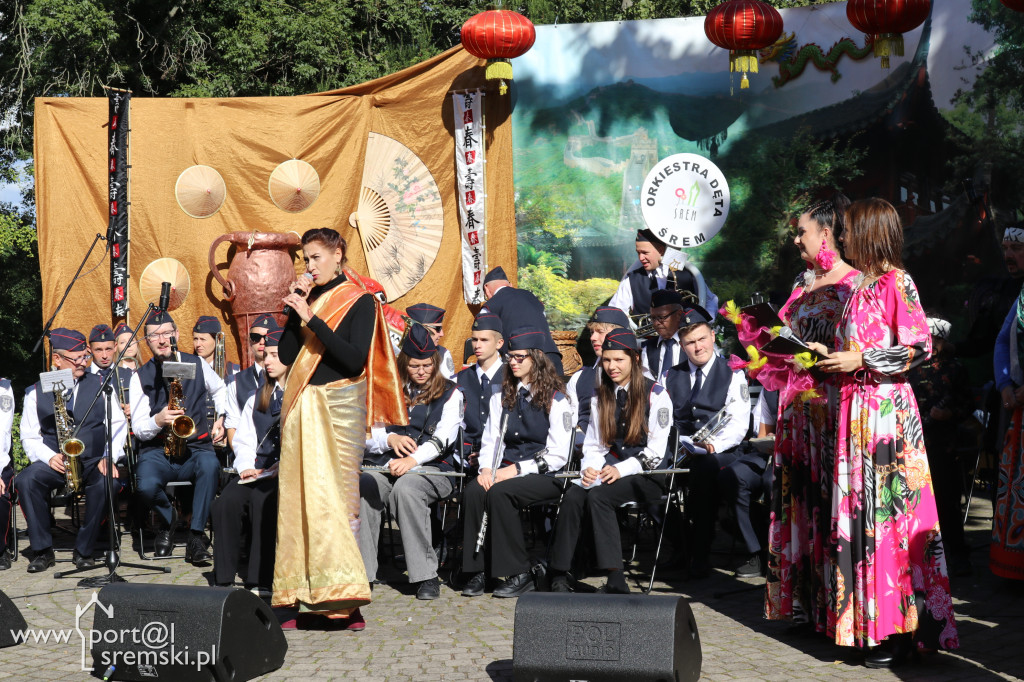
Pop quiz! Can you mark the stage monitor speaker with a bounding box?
[90,584,287,681]
[0,589,27,648]
[513,593,701,682]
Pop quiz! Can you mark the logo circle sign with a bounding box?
[640,153,730,248]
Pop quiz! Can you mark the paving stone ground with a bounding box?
[0,494,1021,681]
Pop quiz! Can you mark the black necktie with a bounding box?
[99,367,112,379]
[480,373,491,399]
[65,387,75,413]
[615,388,628,412]
[270,388,283,417]
[518,386,530,405]
[691,367,703,403]
[648,271,659,291]
[662,338,676,370]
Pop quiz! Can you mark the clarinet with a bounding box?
[475,412,509,554]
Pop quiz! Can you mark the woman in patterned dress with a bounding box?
[763,196,859,635]
[814,198,958,668]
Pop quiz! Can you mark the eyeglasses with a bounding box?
[56,352,92,366]
[650,311,680,323]
[507,352,530,364]
[249,332,266,344]
[145,331,176,341]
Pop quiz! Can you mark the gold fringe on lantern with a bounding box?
[485,59,514,94]
[729,50,758,90]
[872,33,904,69]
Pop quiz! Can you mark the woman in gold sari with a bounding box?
[275,227,405,630]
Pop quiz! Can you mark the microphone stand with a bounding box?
[54,304,171,584]
[31,233,107,357]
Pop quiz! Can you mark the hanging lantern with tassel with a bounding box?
[461,9,537,95]
[705,0,784,90]
[847,0,931,69]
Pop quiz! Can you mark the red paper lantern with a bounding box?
[705,0,784,90]
[847,0,931,68]
[461,10,537,95]
[999,0,1024,11]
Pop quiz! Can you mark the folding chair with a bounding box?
[134,481,194,560]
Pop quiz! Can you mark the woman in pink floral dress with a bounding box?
[814,198,958,668]
[761,197,859,635]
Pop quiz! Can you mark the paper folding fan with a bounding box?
[348,133,444,302]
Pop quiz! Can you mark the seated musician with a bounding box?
[566,306,630,441]
[549,328,673,594]
[0,376,16,571]
[129,310,227,565]
[456,312,505,469]
[405,303,456,380]
[662,307,750,579]
[608,229,718,320]
[461,326,573,599]
[87,324,134,421]
[191,316,239,378]
[224,314,279,446]
[212,328,287,593]
[640,289,686,381]
[359,324,463,600]
[16,329,127,572]
[719,389,778,578]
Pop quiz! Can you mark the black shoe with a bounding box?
[689,556,711,580]
[461,572,486,597]
[154,530,173,558]
[600,571,630,594]
[72,550,96,569]
[550,575,571,593]
[735,554,762,578]
[493,572,535,599]
[185,534,212,564]
[27,548,55,573]
[416,577,441,601]
[864,633,912,669]
[0,554,10,570]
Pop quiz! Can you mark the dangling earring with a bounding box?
[816,237,837,272]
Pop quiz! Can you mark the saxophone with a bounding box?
[164,339,196,459]
[53,383,85,495]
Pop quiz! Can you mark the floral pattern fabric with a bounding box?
[992,408,1024,580]
[830,270,958,650]
[765,270,858,632]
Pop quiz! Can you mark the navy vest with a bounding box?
[370,382,457,467]
[137,353,211,451]
[664,358,732,437]
[251,391,282,469]
[232,364,262,411]
[627,267,699,315]
[32,372,108,464]
[499,390,566,466]
[574,366,597,433]
[603,378,657,467]
[457,364,505,454]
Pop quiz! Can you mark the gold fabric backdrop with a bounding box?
[34,46,514,366]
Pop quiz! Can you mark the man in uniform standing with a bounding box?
[481,267,563,376]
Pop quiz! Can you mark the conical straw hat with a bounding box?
[175,165,226,218]
[139,258,191,311]
[269,159,320,213]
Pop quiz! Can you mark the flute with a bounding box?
[475,412,509,554]
[360,465,465,478]
[555,468,690,479]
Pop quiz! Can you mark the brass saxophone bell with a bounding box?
[61,438,85,457]
[171,415,196,439]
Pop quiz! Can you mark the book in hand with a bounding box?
[760,334,827,363]
[740,302,786,331]
[238,462,279,484]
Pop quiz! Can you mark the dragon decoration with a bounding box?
[758,32,874,88]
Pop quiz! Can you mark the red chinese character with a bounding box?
[112,244,120,258]
[111,115,119,131]
[473,271,481,285]
[110,201,118,216]
[463,110,474,125]
[109,158,116,173]
[465,190,476,205]
[114,287,124,302]
[468,231,479,245]
[465,151,475,165]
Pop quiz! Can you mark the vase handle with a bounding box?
[208,233,236,302]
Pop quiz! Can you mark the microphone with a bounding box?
[159,281,172,312]
[284,273,314,316]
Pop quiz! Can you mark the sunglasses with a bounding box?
[249,332,267,344]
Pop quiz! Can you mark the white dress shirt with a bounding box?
[20,379,127,465]
[368,387,464,466]
[0,380,14,471]
[608,261,719,319]
[129,359,227,442]
[224,362,263,432]
[231,386,282,472]
[438,347,457,381]
[679,354,750,454]
[753,390,776,434]
[479,381,574,477]
[579,381,673,482]
[565,361,600,414]
[641,332,683,381]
